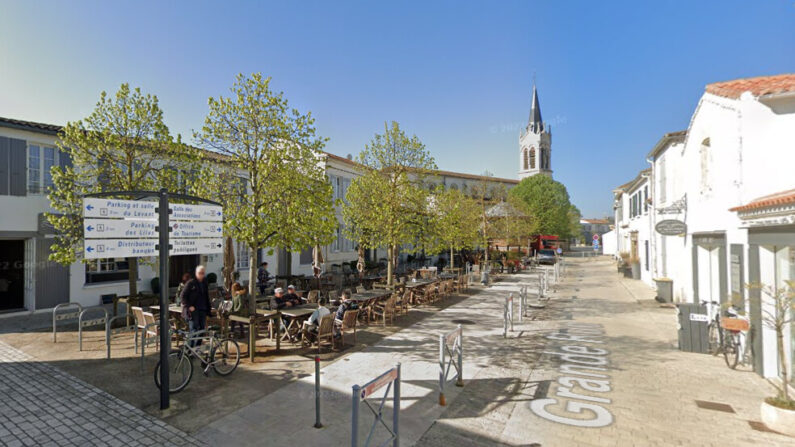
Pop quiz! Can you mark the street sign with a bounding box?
[83,198,157,219]
[593,234,600,241]
[84,238,223,259]
[170,203,223,222]
[170,221,223,238]
[84,219,156,239]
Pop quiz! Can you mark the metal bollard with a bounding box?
[352,384,360,447]
[394,363,401,447]
[438,333,446,406]
[314,356,323,428]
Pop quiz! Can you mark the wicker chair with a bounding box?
[371,294,397,326]
[335,309,359,346]
[356,286,366,294]
[316,314,335,354]
[306,290,320,304]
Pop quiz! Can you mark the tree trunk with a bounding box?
[127,257,138,297]
[778,327,789,401]
[387,245,394,286]
[248,246,258,299]
[450,245,454,269]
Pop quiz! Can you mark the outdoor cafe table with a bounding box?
[279,306,315,342]
[348,290,392,321]
[404,279,439,304]
[439,273,457,280]
[225,308,282,362]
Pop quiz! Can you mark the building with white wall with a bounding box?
[613,73,795,381]
[612,169,654,286]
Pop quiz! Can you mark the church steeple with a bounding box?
[527,83,543,134]
[519,82,552,180]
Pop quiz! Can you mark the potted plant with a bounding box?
[750,281,795,436]
[629,254,641,280]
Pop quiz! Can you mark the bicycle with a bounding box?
[154,327,240,393]
[720,308,751,369]
[702,300,723,356]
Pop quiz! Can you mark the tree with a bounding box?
[496,194,538,254]
[342,121,436,285]
[509,174,573,237]
[565,204,584,243]
[48,83,197,297]
[427,187,480,268]
[195,73,337,297]
[469,172,506,266]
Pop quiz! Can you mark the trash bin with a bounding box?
[676,303,710,353]
[654,278,673,303]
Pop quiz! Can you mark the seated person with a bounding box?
[302,300,331,343]
[334,291,359,323]
[229,282,248,337]
[273,287,301,309]
[283,285,304,305]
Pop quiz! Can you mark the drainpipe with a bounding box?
[644,158,657,280]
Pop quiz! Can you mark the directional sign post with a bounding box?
[82,189,222,411]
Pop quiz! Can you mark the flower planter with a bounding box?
[761,399,795,437]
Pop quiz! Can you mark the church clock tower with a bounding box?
[518,84,552,179]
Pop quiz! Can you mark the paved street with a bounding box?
[0,341,202,447]
[417,257,792,446]
[1,258,791,446]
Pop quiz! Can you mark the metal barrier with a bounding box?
[105,314,136,359]
[78,307,109,351]
[504,293,514,338]
[352,363,401,447]
[52,303,83,343]
[438,325,463,406]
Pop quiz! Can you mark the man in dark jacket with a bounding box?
[180,265,211,345]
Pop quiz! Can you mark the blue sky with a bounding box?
[1,0,794,217]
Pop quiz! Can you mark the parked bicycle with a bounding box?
[720,307,751,369]
[702,300,723,356]
[154,327,240,393]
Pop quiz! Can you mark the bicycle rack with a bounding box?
[52,303,83,343]
[78,307,108,351]
[105,314,135,359]
[351,363,401,447]
[438,325,463,406]
[503,293,514,338]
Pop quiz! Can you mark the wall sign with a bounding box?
[655,219,687,236]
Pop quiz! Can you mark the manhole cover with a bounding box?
[451,319,476,325]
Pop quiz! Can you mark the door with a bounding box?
[0,240,25,311]
[35,238,69,310]
[170,255,200,287]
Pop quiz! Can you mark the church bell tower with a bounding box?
[518,83,552,179]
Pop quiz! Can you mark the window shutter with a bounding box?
[0,136,9,195]
[9,138,26,196]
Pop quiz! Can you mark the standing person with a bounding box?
[257,262,272,295]
[180,265,211,345]
[175,272,192,304]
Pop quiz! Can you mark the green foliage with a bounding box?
[565,204,584,240]
[425,187,480,266]
[342,121,436,284]
[509,175,574,238]
[195,73,336,295]
[47,83,200,296]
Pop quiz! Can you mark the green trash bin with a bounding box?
[654,278,673,303]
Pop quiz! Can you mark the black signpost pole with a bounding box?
[157,188,170,409]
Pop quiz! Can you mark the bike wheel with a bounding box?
[211,338,240,376]
[723,333,740,369]
[155,350,193,393]
[707,323,721,355]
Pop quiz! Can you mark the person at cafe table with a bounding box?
[273,287,301,309]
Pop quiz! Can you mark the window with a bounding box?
[522,149,528,170]
[643,185,648,213]
[27,144,58,194]
[85,258,129,284]
[236,241,249,270]
[529,148,536,169]
[299,248,313,265]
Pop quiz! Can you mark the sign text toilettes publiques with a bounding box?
[83,198,223,259]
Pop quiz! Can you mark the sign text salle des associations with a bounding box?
[82,198,223,259]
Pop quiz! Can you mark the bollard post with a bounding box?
[438,334,446,406]
[394,363,401,447]
[352,384,361,447]
[503,295,508,338]
[518,286,524,322]
[314,356,323,428]
[456,324,464,387]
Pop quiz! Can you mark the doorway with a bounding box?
[170,255,200,287]
[0,240,25,311]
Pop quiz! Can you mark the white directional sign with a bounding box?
[84,238,223,259]
[83,198,157,219]
[170,221,223,238]
[84,219,157,239]
[170,203,223,222]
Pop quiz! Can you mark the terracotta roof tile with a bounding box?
[730,188,795,212]
[706,74,795,99]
